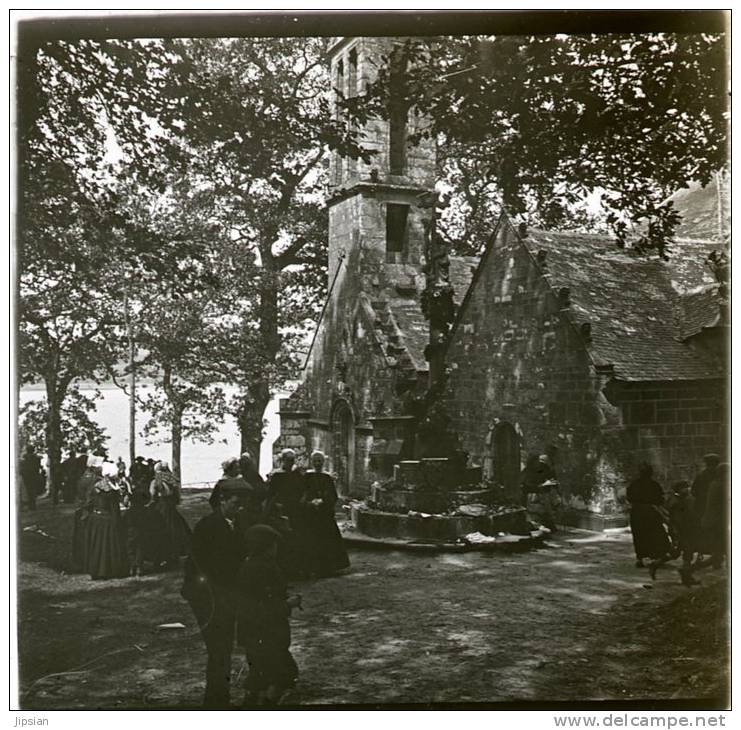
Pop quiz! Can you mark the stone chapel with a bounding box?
[275,36,729,524]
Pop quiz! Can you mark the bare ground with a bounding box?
[16,492,729,709]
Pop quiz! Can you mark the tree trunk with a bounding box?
[238,382,269,468]
[171,407,183,485]
[238,249,281,472]
[162,363,183,483]
[123,287,136,466]
[44,382,64,505]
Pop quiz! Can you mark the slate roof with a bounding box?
[521,228,724,381]
[676,285,722,340]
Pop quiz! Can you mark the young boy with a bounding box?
[236,524,301,706]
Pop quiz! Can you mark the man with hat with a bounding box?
[182,480,250,708]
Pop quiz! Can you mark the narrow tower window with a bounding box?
[334,59,345,184]
[388,48,409,175]
[347,48,358,179]
[348,48,358,98]
[386,203,409,255]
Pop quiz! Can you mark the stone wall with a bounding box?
[602,379,728,492]
[444,219,614,508]
[277,35,436,497]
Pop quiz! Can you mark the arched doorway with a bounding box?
[331,400,355,496]
[492,422,521,494]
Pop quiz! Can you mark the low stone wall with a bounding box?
[351,504,530,541]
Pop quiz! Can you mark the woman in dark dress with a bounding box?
[71,456,102,572]
[626,463,672,569]
[301,451,350,577]
[265,449,306,578]
[84,462,129,579]
[122,470,169,576]
[236,525,300,706]
[149,461,192,563]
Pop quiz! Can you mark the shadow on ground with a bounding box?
[16,495,729,709]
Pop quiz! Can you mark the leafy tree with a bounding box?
[365,33,728,258]
[19,388,110,459]
[156,37,368,464]
[17,156,126,501]
[17,36,217,493]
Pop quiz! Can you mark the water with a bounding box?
[18,384,284,484]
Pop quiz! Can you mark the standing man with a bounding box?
[692,453,720,524]
[182,482,249,708]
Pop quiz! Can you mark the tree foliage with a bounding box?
[149,37,368,462]
[366,33,728,257]
[19,388,110,457]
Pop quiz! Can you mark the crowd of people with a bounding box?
[627,455,729,586]
[71,455,191,579]
[30,443,347,707]
[20,440,727,707]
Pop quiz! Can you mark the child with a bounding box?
[236,524,301,706]
[648,481,700,585]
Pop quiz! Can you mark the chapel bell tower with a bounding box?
[326,37,436,299]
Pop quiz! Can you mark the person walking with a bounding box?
[181,482,250,708]
[648,481,701,584]
[627,463,672,570]
[699,462,729,570]
[300,451,350,577]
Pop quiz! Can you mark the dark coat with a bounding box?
[235,554,298,692]
[85,485,129,579]
[691,466,718,523]
[627,476,671,560]
[264,469,306,577]
[266,469,304,524]
[20,452,44,497]
[182,510,248,615]
[300,471,349,576]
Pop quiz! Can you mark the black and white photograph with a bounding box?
[12,9,730,715]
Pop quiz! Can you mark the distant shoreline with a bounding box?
[22,380,161,392]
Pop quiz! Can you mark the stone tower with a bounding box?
[326,36,436,303]
[276,37,444,493]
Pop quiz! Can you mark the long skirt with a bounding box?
[85,512,129,579]
[301,512,350,577]
[630,504,672,560]
[155,498,192,560]
[124,504,171,568]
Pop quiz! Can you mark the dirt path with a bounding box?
[16,494,729,708]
